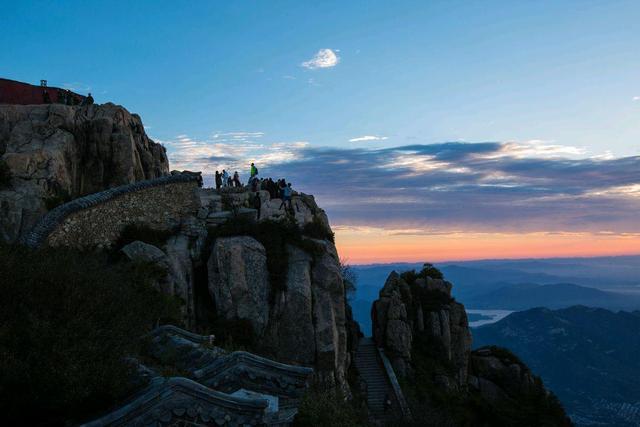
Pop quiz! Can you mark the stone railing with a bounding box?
[20,173,202,249]
[378,347,412,420]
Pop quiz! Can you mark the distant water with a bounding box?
[466,309,513,327]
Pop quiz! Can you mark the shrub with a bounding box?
[294,387,365,427]
[341,260,358,300]
[44,188,72,210]
[302,216,335,242]
[0,158,11,189]
[0,244,181,426]
[115,223,176,249]
[419,263,443,280]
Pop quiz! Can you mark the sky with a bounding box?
[3,1,640,263]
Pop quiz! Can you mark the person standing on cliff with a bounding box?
[250,162,258,179]
[215,171,222,190]
[221,170,229,187]
[233,171,241,187]
[279,182,293,211]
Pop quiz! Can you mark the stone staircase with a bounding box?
[355,337,394,421]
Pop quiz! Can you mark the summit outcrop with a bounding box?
[0,102,168,242]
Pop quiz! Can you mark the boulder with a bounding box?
[121,240,168,265]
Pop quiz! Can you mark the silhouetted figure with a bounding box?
[65,90,75,105]
[279,183,293,211]
[233,171,241,187]
[42,90,51,104]
[253,191,262,219]
[215,171,222,190]
[251,177,260,192]
[221,170,229,187]
[83,92,94,105]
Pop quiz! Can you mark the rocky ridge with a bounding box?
[371,266,572,425]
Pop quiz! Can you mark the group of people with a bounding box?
[213,163,294,211]
[215,169,243,189]
[42,89,94,106]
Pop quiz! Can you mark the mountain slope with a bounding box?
[466,282,640,310]
[473,306,640,426]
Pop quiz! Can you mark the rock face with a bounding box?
[207,236,350,389]
[0,103,168,242]
[372,271,471,385]
[370,267,571,425]
[207,236,271,336]
[2,99,354,392]
[122,218,208,328]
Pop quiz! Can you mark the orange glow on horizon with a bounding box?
[333,227,640,264]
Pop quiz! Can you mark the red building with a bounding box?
[0,78,85,105]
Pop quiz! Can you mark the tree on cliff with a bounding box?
[0,244,180,426]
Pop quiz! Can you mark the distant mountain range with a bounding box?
[465,282,640,311]
[473,306,640,426]
[350,256,640,335]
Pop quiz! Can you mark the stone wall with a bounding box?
[21,174,201,249]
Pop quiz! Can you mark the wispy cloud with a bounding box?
[157,131,306,175]
[349,135,388,143]
[156,134,639,236]
[301,48,340,69]
[633,96,640,101]
[259,142,640,235]
[62,82,92,92]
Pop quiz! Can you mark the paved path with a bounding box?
[355,337,394,421]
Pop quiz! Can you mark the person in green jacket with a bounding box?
[250,162,258,178]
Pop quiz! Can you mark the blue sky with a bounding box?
[4,1,640,155]
[3,1,640,261]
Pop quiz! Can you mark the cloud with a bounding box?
[62,82,92,92]
[301,49,340,69]
[157,134,640,236]
[349,135,389,143]
[633,96,640,101]
[258,142,640,235]
[157,131,307,177]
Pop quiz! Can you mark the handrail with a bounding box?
[377,347,412,420]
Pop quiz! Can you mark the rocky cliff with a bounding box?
[120,187,357,390]
[371,265,572,425]
[1,100,356,394]
[0,103,168,242]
